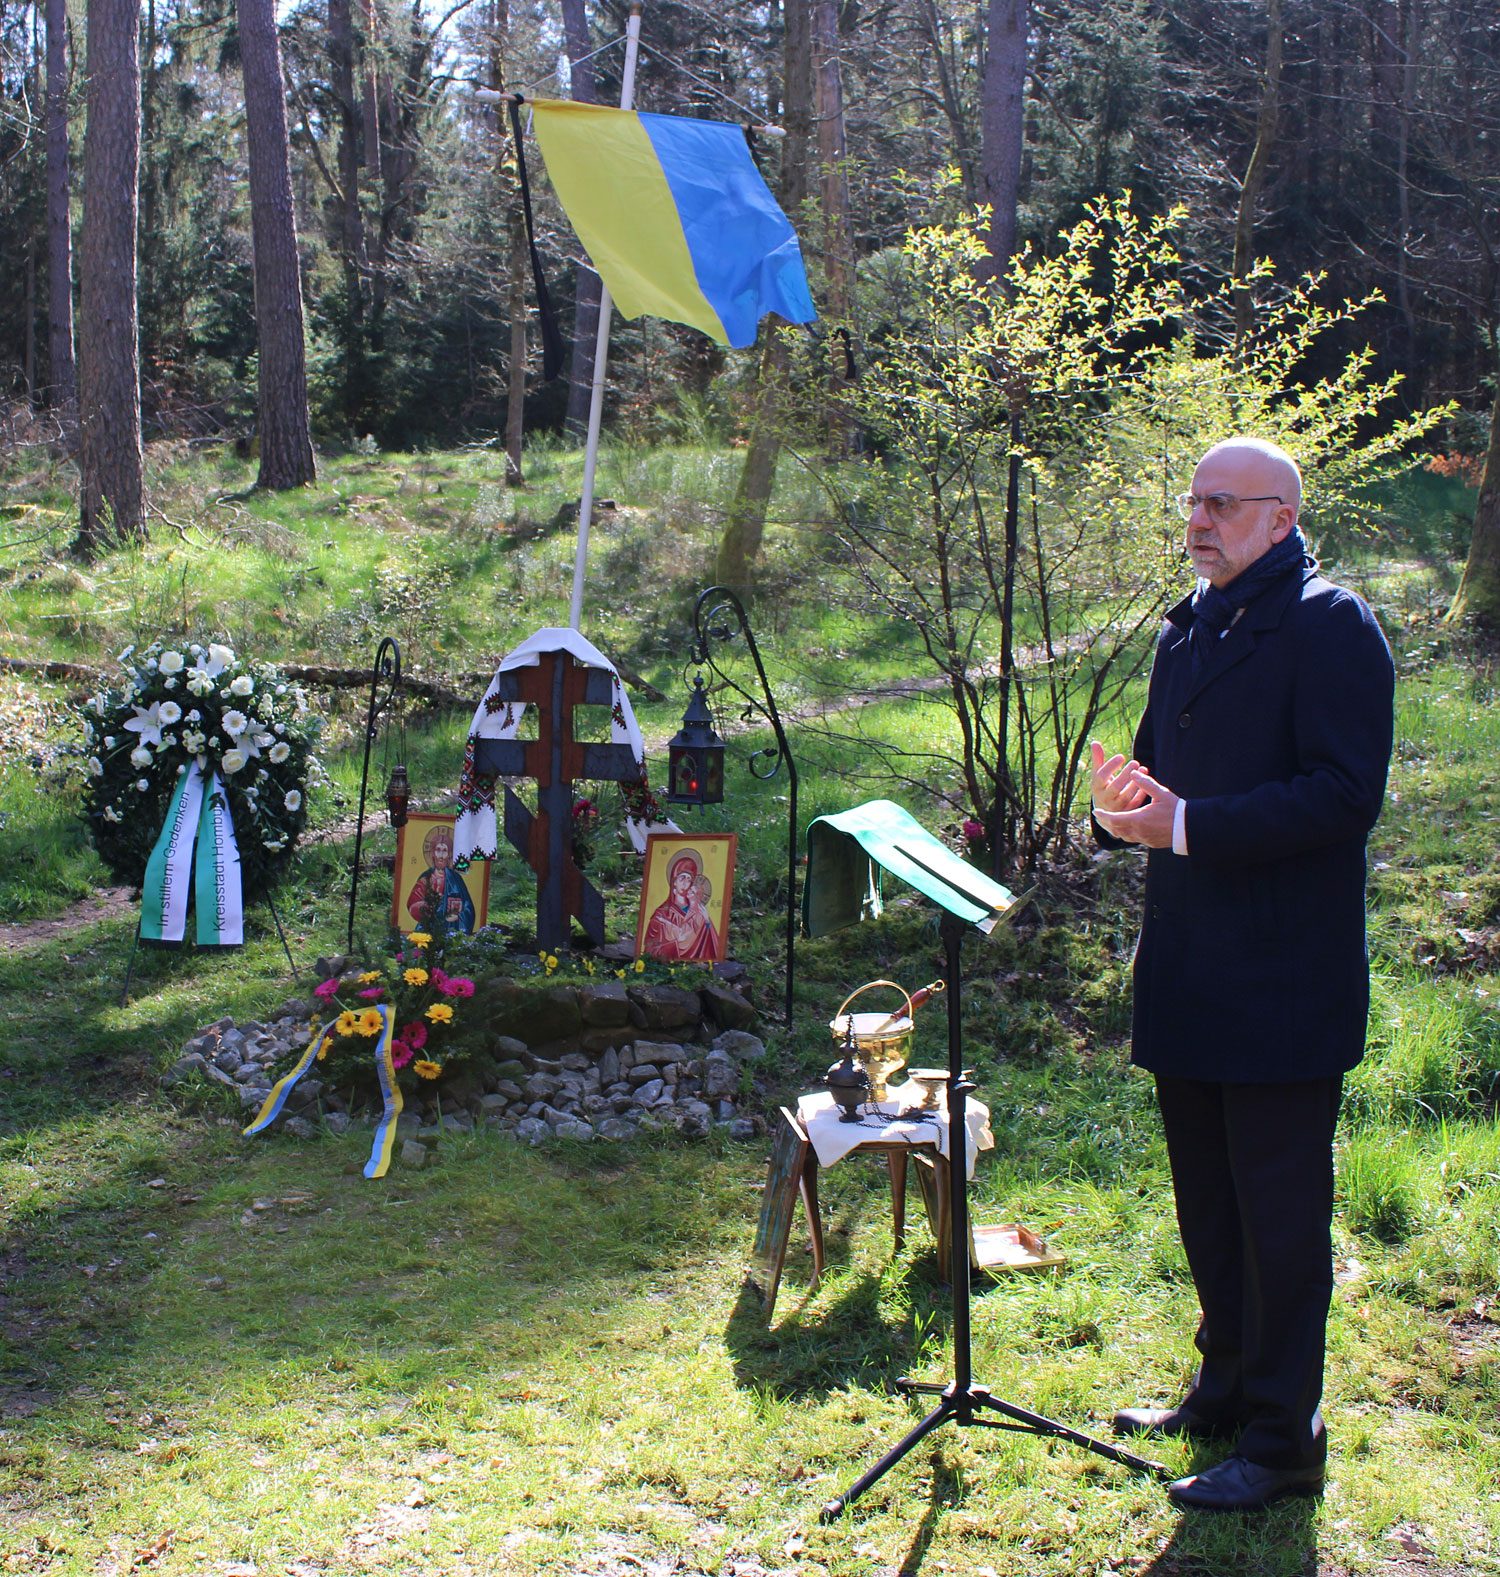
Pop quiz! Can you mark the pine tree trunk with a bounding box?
[75,0,144,557]
[328,0,367,420]
[44,0,76,419]
[916,0,978,206]
[979,0,1026,277]
[561,0,600,441]
[238,0,317,488]
[1232,0,1282,358]
[505,207,527,484]
[714,0,811,597]
[812,0,852,453]
[360,0,382,182]
[489,0,525,483]
[1450,357,1500,627]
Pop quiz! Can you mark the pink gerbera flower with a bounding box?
[390,1039,414,1069]
[358,987,384,999]
[313,978,340,1001]
[401,1021,427,1050]
[439,976,475,998]
[429,967,450,992]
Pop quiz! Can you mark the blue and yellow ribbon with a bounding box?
[244,1005,404,1179]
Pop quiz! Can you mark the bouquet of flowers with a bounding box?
[80,640,321,899]
[307,930,477,1093]
[570,794,601,868]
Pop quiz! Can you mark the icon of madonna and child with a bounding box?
[634,835,737,964]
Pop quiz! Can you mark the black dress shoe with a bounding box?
[1167,1454,1324,1511]
[1112,1405,1231,1440]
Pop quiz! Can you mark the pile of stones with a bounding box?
[164,956,767,1165]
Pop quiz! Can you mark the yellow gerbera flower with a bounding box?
[335,1010,359,1036]
[409,932,432,947]
[413,1059,443,1080]
[356,1008,384,1037]
[404,967,429,986]
[358,970,381,984]
[425,1003,454,1024]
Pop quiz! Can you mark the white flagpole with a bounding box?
[569,0,643,632]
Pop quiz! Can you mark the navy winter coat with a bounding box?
[1103,566,1394,1083]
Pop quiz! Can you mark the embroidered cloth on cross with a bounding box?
[452,627,676,863]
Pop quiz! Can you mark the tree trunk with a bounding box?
[714,0,812,597]
[328,0,367,418]
[561,0,601,440]
[715,329,790,597]
[75,0,144,557]
[1232,0,1282,358]
[812,0,853,452]
[24,242,36,403]
[978,0,1026,277]
[490,0,525,483]
[1449,353,1500,627]
[238,0,317,488]
[1393,0,1417,349]
[505,208,527,483]
[360,0,382,183]
[916,0,978,206]
[44,0,76,418]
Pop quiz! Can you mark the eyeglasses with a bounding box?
[1176,492,1285,524]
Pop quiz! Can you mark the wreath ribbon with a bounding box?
[140,764,244,947]
[244,1005,405,1179]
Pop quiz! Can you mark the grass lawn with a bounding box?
[2,444,1498,1576]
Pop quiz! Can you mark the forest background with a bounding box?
[0,0,1497,600]
[3,0,1500,1572]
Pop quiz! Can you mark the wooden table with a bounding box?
[749,1105,963,1320]
[799,1131,957,1287]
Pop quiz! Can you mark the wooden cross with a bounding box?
[471,652,639,950]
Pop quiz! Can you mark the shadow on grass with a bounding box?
[723,1265,930,1401]
[0,1110,769,1427]
[887,1449,967,1575]
[1147,1498,1321,1575]
[1143,1445,1321,1576]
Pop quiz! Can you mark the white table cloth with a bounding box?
[796,1079,994,1178]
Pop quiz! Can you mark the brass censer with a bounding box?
[828,977,946,1103]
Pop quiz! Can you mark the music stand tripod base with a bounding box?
[817,909,1170,1522]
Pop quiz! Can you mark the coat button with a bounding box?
[1178,711,1191,728]
[1151,904,1160,919]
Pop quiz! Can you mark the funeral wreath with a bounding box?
[80,640,322,899]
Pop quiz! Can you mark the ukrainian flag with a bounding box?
[528,99,816,349]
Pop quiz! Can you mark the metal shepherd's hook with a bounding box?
[347,637,402,952]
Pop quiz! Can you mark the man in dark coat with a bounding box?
[1090,436,1394,1511]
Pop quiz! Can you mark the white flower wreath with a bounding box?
[81,639,323,898]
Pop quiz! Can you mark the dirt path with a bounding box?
[0,886,136,951]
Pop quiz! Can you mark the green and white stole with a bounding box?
[140,763,244,946]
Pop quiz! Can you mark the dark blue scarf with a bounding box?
[1189,525,1312,668]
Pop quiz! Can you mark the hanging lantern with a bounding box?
[385,763,410,828]
[666,676,725,805]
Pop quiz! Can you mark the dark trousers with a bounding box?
[1154,1073,1343,1471]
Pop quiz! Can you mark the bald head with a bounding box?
[1186,437,1303,588]
[1199,437,1302,512]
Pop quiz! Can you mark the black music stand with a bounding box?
[803,802,1169,1519]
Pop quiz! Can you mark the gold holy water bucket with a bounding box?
[829,979,915,1104]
